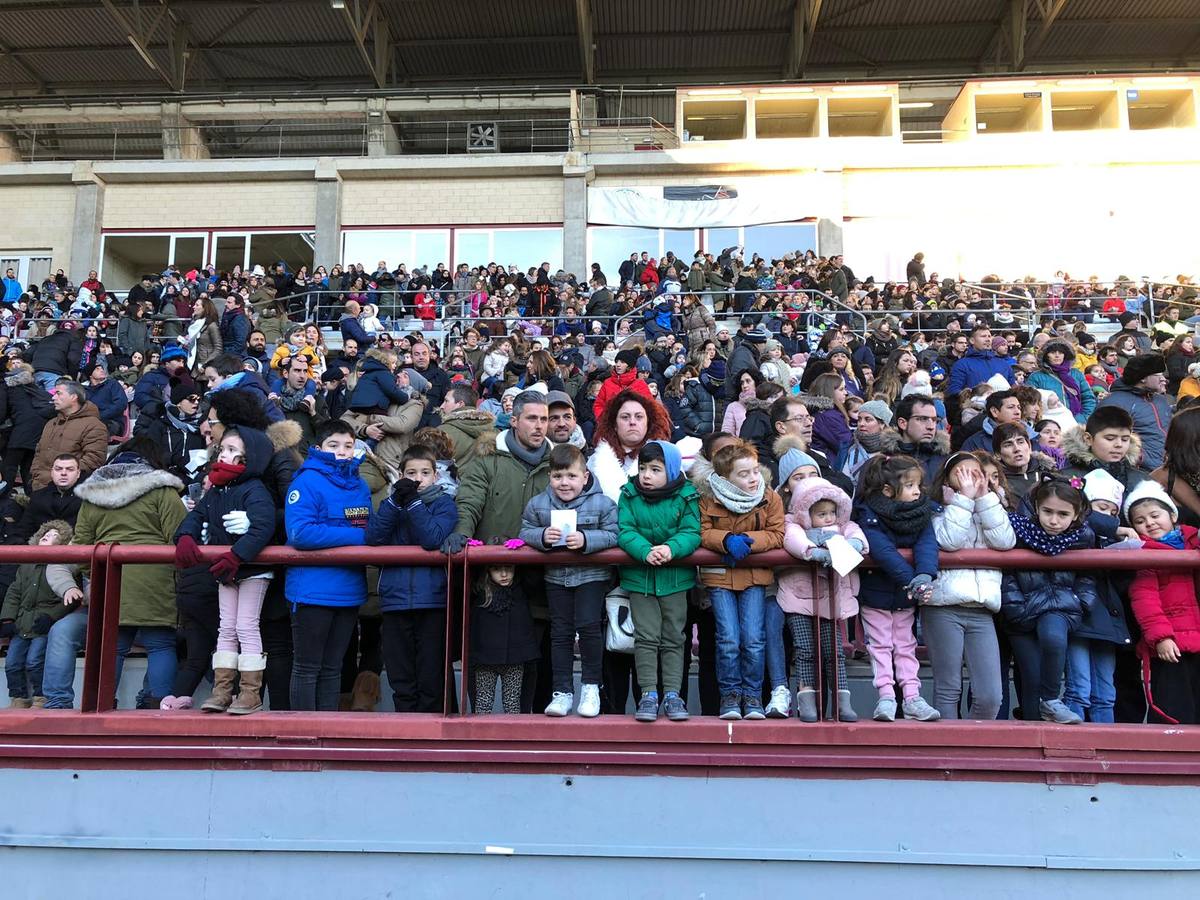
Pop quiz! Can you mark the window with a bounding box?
[0,253,53,290]
[341,229,451,271]
[587,227,660,284]
[697,224,817,263]
[454,227,564,272]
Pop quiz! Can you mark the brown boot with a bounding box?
[228,654,266,715]
[349,671,381,712]
[7,697,32,710]
[31,696,46,709]
[201,651,239,713]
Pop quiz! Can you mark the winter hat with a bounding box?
[827,346,850,360]
[170,381,198,404]
[991,336,1009,354]
[928,361,947,383]
[1041,340,1076,363]
[900,369,933,399]
[1121,353,1166,386]
[640,439,682,482]
[160,344,187,363]
[615,347,641,369]
[1082,469,1124,510]
[321,367,346,384]
[1119,312,1140,328]
[1123,479,1178,521]
[402,367,431,395]
[778,445,820,486]
[858,399,893,426]
[636,355,652,373]
[501,385,523,402]
[743,326,770,344]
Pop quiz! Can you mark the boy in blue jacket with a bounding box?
[366,444,457,713]
[285,420,372,711]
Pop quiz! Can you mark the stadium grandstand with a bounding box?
[0,1,1199,896]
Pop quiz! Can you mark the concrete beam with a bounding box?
[314,157,342,270]
[70,162,105,285]
[816,218,843,257]
[365,98,399,157]
[0,129,18,163]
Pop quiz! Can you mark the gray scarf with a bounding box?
[706,472,766,514]
[278,383,307,413]
[165,403,199,434]
[857,430,883,453]
[504,429,549,469]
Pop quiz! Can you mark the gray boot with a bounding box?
[836,689,858,723]
[795,689,819,723]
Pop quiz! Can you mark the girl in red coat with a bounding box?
[1125,481,1200,724]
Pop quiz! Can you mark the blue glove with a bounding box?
[809,547,832,566]
[441,532,469,555]
[847,538,866,554]
[722,533,754,566]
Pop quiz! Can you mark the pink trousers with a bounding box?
[859,606,921,700]
[216,579,269,655]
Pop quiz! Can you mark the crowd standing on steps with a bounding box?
[0,249,1197,727]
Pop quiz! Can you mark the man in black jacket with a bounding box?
[30,324,83,392]
[9,453,81,545]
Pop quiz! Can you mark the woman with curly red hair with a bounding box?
[589,389,674,502]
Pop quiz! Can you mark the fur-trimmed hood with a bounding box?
[795,393,833,412]
[740,396,776,415]
[266,418,303,453]
[30,518,73,546]
[878,426,950,456]
[75,463,183,509]
[442,407,496,426]
[788,476,851,523]
[4,364,33,387]
[1062,424,1141,468]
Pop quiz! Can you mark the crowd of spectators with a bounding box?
[0,247,1199,727]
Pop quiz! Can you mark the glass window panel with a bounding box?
[662,229,698,265]
[705,227,741,256]
[101,234,170,287]
[248,232,315,275]
[413,230,450,270]
[588,226,659,285]
[493,228,563,273]
[172,236,206,274]
[743,223,817,263]
[214,235,248,274]
[454,231,491,269]
[27,258,52,287]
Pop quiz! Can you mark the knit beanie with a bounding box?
[778,447,819,486]
[615,348,641,369]
[640,439,682,482]
[1123,479,1178,521]
[858,399,893,426]
[1082,469,1124,510]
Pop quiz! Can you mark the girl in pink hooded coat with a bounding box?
[779,477,868,722]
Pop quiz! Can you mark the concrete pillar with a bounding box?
[817,218,843,256]
[0,129,18,163]
[314,157,342,269]
[562,155,592,280]
[70,162,105,285]
[161,102,210,160]
[366,98,400,157]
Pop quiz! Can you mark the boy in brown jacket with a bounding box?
[696,440,785,720]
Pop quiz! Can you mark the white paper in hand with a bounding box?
[186,449,209,474]
[825,534,864,576]
[549,509,577,547]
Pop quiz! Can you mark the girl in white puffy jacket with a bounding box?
[925,451,1016,720]
[480,338,512,390]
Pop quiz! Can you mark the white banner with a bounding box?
[587,185,802,228]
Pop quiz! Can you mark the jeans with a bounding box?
[115,626,178,706]
[33,371,60,392]
[290,604,359,711]
[708,586,766,698]
[921,605,1003,720]
[546,580,608,693]
[42,609,88,709]
[381,608,445,713]
[1064,639,1117,724]
[5,635,47,699]
[1008,612,1071,719]
[763,595,787,691]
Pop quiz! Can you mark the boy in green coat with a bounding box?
[617,440,701,723]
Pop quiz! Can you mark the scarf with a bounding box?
[165,403,199,434]
[707,472,766,514]
[1046,361,1082,415]
[634,473,685,501]
[865,493,933,538]
[480,581,517,615]
[278,383,308,413]
[1009,513,1081,556]
[504,429,549,469]
[856,430,883,453]
[208,461,245,487]
[1159,528,1186,549]
[418,483,444,503]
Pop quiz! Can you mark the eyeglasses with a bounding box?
[783,414,813,423]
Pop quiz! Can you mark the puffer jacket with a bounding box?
[3,365,54,450]
[852,499,939,611]
[1001,523,1098,632]
[365,485,457,612]
[616,477,701,597]
[1096,381,1171,470]
[1129,527,1200,657]
[928,490,1015,612]
[348,352,409,413]
[0,520,75,638]
[695,471,785,591]
[778,477,866,619]
[519,474,619,587]
[1060,426,1148,497]
[680,301,715,348]
[592,369,652,423]
[680,376,720,438]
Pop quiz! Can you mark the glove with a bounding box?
[391,478,420,507]
[222,510,251,536]
[722,533,754,566]
[809,547,832,566]
[441,532,469,555]
[847,538,866,554]
[175,534,204,569]
[504,539,526,550]
[907,574,934,602]
[31,614,51,636]
[0,620,14,639]
[208,551,241,585]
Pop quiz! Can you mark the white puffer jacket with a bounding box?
[928,490,1015,612]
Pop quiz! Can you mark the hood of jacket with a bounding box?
[788,476,852,524]
[4,366,33,387]
[690,456,773,498]
[75,463,183,509]
[30,518,74,546]
[442,407,496,432]
[1062,424,1142,468]
[266,418,303,453]
[878,427,950,456]
[223,425,274,480]
[57,400,101,424]
[297,448,363,489]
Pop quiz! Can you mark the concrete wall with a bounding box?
[102,181,317,230]
[0,184,76,273]
[341,176,563,226]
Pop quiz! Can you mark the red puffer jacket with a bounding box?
[1130,527,1200,657]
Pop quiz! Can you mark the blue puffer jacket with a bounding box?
[365,486,457,611]
[1001,522,1098,633]
[349,355,410,412]
[175,426,277,579]
[85,377,127,428]
[945,348,1015,396]
[852,500,939,611]
[209,370,284,424]
[519,474,619,587]
[284,449,371,607]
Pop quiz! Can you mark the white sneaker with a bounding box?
[873,697,897,722]
[544,691,573,717]
[765,685,791,719]
[577,684,601,718]
[902,696,942,722]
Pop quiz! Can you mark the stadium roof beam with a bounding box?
[783,0,823,79]
[337,0,399,90]
[0,36,46,94]
[97,0,190,92]
[980,0,1028,71]
[1019,0,1069,70]
[574,0,595,84]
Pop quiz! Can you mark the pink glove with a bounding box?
[504,539,526,550]
[466,539,484,547]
